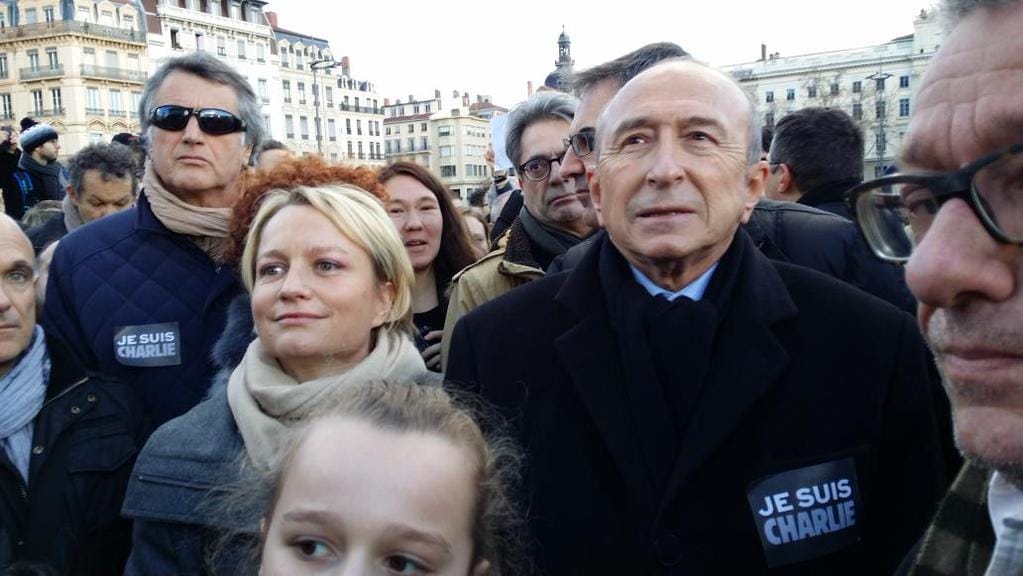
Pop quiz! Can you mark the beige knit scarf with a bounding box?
[226,330,430,469]
[142,161,235,263]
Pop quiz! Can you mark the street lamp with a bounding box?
[310,58,340,155]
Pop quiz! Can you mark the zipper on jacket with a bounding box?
[18,481,28,505]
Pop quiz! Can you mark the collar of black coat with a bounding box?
[555,228,797,328]
[42,332,91,403]
[797,177,862,210]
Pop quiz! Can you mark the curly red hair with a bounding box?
[227,156,388,264]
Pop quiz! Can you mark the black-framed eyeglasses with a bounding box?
[149,105,247,135]
[845,140,1023,263]
[518,148,568,182]
[564,129,595,158]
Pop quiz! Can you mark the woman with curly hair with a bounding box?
[121,156,438,575]
[380,162,478,371]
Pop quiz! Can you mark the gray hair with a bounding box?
[571,42,690,96]
[596,59,761,166]
[69,143,139,196]
[941,0,1020,22]
[139,52,264,153]
[505,92,576,167]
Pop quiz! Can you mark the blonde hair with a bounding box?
[240,184,414,334]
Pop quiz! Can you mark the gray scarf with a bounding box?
[518,206,584,260]
[18,153,65,201]
[0,327,49,484]
[62,194,85,233]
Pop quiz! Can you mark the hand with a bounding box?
[420,330,443,371]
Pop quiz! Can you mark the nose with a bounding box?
[559,146,586,184]
[646,137,685,187]
[276,266,311,300]
[0,283,12,313]
[181,114,205,143]
[905,198,1016,309]
[404,208,424,230]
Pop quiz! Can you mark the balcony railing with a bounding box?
[20,65,63,80]
[39,107,65,118]
[109,109,127,118]
[338,104,383,115]
[80,64,147,83]
[0,20,145,44]
[0,113,13,120]
[85,107,105,116]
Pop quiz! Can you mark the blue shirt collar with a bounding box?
[629,262,718,302]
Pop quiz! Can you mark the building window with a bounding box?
[25,8,37,24]
[46,48,58,70]
[345,118,351,135]
[285,115,294,138]
[300,116,309,140]
[765,91,774,104]
[27,50,39,72]
[852,81,862,94]
[441,165,456,178]
[0,12,6,28]
[86,87,101,112]
[0,93,11,119]
[440,145,453,157]
[407,137,414,152]
[875,77,886,91]
[899,75,910,89]
[786,88,795,101]
[295,50,304,70]
[131,92,141,116]
[209,0,221,15]
[237,39,246,59]
[170,29,181,49]
[420,136,428,150]
[110,90,122,113]
[195,33,204,51]
[297,82,306,104]
[50,88,61,113]
[764,112,775,128]
[807,85,817,98]
[830,83,840,96]
[356,119,362,135]
[282,80,291,103]
[229,1,241,20]
[31,90,43,115]
[43,6,55,22]
[256,43,265,62]
[217,37,226,57]
[385,140,392,154]
[348,141,354,156]
[438,125,452,137]
[263,114,271,132]
[0,54,7,79]
[852,102,863,121]
[385,126,391,136]
[875,100,886,120]
[876,133,887,156]
[257,79,268,102]
[899,98,910,117]
[325,87,333,107]
[327,119,336,141]
[248,5,261,23]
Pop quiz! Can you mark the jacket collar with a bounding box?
[134,191,172,235]
[501,219,542,270]
[552,231,798,521]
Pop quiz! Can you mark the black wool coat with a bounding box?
[445,230,947,575]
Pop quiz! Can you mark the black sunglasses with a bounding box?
[149,105,247,135]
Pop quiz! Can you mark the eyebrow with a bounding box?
[380,523,453,556]
[281,508,343,527]
[608,115,726,144]
[257,245,351,260]
[7,259,34,273]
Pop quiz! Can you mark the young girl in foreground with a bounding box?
[253,381,528,576]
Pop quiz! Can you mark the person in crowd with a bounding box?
[26,143,137,253]
[842,1,1023,573]
[0,125,21,218]
[441,92,594,366]
[215,380,529,575]
[122,171,436,574]
[42,51,264,427]
[550,43,923,319]
[446,59,947,574]
[17,201,61,231]
[4,124,65,220]
[0,214,146,575]
[253,139,292,172]
[459,204,491,258]
[765,107,862,218]
[381,162,477,372]
[111,132,147,181]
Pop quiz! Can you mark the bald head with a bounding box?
[0,213,38,378]
[596,59,761,167]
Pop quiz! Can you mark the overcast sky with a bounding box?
[272,0,938,108]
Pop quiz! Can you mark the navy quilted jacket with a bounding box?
[42,193,244,427]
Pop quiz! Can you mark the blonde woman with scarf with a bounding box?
[120,172,436,576]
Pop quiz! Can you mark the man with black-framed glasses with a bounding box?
[860,2,1023,574]
[41,52,264,429]
[441,91,594,368]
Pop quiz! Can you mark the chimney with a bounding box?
[383,98,390,106]
[452,90,460,99]
[527,81,534,96]
[340,56,350,77]
[760,43,767,61]
[462,92,469,107]
[408,94,414,102]
[266,11,279,28]
[477,95,483,103]
[434,89,441,99]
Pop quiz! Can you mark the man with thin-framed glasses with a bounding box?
[42,52,264,428]
[441,91,594,368]
[847,1,1023,573]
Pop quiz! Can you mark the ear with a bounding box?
[776,163,794,194]
[740,161,768,224]
[586,166,604,227]
[65,185,78,205]
[372,281,396,328]
[471,559,491,576]
[516,174,525,190]
[259,517,268,538]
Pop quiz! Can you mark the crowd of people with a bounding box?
[0,0,1021,573]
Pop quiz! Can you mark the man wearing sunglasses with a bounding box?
[441,91,594,368]
[850,1,1023,574]
[42,52,264,429]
